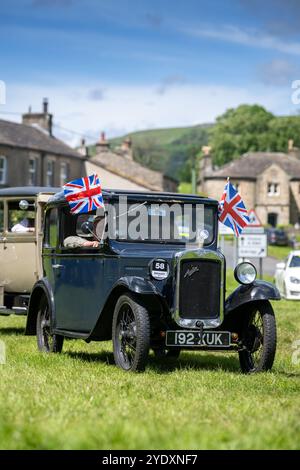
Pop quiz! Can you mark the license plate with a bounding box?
[166,330,231,347]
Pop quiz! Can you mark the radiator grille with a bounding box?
[179,259,221,319]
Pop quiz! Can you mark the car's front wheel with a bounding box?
[112,294,150,372]
[36,298,64,353]
[239,300,276,373]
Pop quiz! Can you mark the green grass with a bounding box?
[268,245,292,261]
[0,272,299,450]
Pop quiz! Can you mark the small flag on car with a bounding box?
[218,178,249,237]
[63,174,104,214]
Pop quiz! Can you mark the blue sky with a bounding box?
[0,0,300,145]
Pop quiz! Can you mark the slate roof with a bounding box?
[0,119,83,159]
[206,152,300,180]
[91,150,177,191]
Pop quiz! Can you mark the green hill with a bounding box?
[88,124,213,182]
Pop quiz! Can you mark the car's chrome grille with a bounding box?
[179,259,221,319]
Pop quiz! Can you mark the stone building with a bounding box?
[0,99,85,188]
[198,143,300,226]
[85,132,177,192]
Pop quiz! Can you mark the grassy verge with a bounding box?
[0,272,299,450]
[267,245,292,260]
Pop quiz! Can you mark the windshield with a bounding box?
[108,200,215,245]
[289,255,300,268]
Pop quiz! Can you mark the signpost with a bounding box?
[219,209,267,279]
[239,209,267,278]
[238,233,267,258]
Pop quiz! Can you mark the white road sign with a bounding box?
[218,222,233,235]
[238,233,267,258]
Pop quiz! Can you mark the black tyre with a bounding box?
[36,298,64,353]
[239,300,276,373]
[112,294,150,372]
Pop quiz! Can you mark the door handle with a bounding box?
[52,264,64,269]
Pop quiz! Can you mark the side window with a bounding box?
[0,200,4,234]
[8,200,35,233]
[44,208,58,248]
[0,156,7,184]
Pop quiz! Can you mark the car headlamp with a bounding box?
[234,262,257,285]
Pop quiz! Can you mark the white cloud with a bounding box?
[1,81,295,147]
[181,24,300,56]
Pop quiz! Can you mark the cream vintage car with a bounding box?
[0,186,59,315]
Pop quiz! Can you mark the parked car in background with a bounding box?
[274,251,300,300]
[25,189,280,373]
[267,228,289,246]
[0,187,60,316]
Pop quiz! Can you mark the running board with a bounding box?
[0,306,27,316]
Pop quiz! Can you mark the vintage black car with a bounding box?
[25,189,280,373]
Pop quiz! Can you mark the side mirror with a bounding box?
[81,221,94,235]
[276,262,285,270]
[19,200,29,210]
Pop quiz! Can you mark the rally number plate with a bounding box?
[166,330,231,347]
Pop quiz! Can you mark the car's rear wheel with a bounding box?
[239,300,276,373]
[112,294,150,372]
[36,298,64,353]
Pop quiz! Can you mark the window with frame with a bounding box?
[60,162,69,186]
[44,208,58,247]
[46,160,55,186]
[267,182,280,196]
[28,157,37,186]
[0,156,7,184]
[0,200,4,234]
[8,200,35,233]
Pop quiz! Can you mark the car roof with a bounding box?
[0,186,61,197]
[289,251,300,256]
[47,189,218,207]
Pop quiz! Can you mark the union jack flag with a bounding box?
[63,174,104,214]
[218,179,249,237]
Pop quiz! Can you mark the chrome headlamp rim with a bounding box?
[234,262,257,285]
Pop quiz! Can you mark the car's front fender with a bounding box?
[225,280,280,315]
[116,276,161,295]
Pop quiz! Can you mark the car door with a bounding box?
[50,209,106,333]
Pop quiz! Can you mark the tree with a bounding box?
[210,104,274,166]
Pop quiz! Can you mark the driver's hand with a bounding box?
[83,240,99,247]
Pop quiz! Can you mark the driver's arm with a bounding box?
[63,236,99,248]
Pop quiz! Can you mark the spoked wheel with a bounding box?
[239,300,276,373]
[112,294,150,372]
[36,298,64,353]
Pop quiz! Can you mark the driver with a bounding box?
[64,215,105,248]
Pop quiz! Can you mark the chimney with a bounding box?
[288,139,300,159]
[22,98,53,136]
[121,136,133,159]
[43,97,48,114]
[198,146,213,193]
[78,138,88,157]
[96,131,110,152]
[201,146,213,174]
